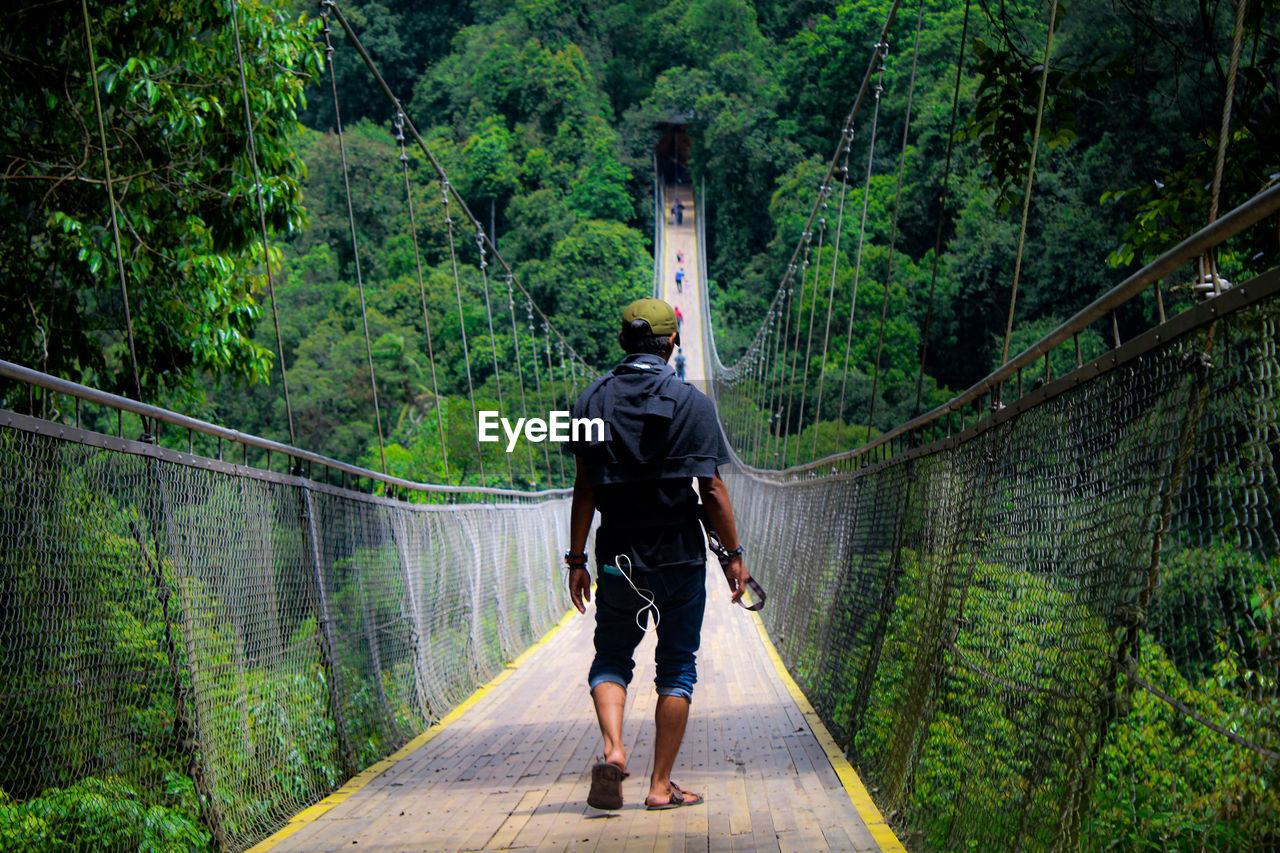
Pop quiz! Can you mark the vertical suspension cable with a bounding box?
[526,299,553,483]
[394,110,449,483]
[1208,0,1248,227]
[1195,0,1249,295]
[755,312,778,463]
[441,179,485,486]
[835,42,888,449]
[998,0,1060,371]
[475,230,514,486]
[915,0,972,417]
[748,323,766,463]
[505,272,536,486]
[737,351,752,451]
[558,340,570,419]
[564,342,575,404]
[544,323,565,483]
[231,0,297,449]
[793,193,830,466]
[781,244,812,466]
[80,0,143,404]
[867,0,925,435]
[768,269,798,464]
[812,128,856,460]
[742,314,764,463]
[322,2,387,474]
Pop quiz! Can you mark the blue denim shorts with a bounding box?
[588,564,707,700]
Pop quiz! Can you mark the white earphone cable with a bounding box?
[614,554,660,632]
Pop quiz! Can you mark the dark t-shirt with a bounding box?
[569,353,729,570]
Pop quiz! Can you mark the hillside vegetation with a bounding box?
[2,0,1276,482]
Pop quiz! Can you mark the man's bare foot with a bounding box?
[603,749,628,777]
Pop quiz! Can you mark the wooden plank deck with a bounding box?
[255,568,902,852]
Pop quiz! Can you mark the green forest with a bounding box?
[2,0,1276,487]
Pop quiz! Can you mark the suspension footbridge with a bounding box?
[2,1,1278,852]
[240,186,900,852]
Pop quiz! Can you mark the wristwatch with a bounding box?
[564,550,589,569]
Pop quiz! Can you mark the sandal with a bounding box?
[587,761,626,810]
[645,781,704,810]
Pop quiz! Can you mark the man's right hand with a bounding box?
[569,566,591,613]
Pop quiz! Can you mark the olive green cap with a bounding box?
[621,298,679,337]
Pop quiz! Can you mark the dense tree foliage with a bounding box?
[5,0,1275,474]
[0,0,319,404]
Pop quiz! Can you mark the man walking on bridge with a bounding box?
[565,297,749,811]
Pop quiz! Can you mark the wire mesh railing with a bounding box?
[0,396,572,851]
[722,264,1280,851]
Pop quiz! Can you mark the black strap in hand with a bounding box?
[700,511,766,611]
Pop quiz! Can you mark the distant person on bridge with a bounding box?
[566,298,749,812]
[673,305,683,328]
[674,348,686,379]
[672,199,684,225]
[674,268,684,293]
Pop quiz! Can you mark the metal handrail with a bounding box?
[0,358,573,499]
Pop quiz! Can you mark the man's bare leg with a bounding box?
[646,694,690,804]
[591,681,628,771]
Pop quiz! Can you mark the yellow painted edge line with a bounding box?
[247,608,578,852]
[750,615,908,852]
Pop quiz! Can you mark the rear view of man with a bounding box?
[564,298,749,811]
